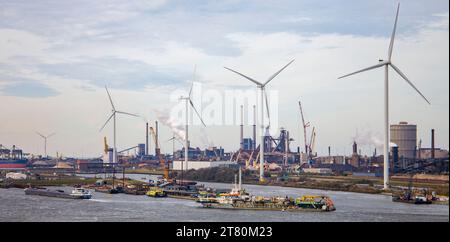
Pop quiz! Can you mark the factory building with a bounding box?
[390,122,417,159]
[172,160,235,171]
[243,138,253,151]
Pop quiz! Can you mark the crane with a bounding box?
[308,127,317,164]
[298,101,310,162]
[150,127,169,179]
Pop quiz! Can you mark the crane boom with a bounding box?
[310,127,317,156]
[298,101,310,157]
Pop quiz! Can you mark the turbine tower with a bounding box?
[100,86,139,164]
[36,132,55,158]
[179,67,206,175]
[225,59,295,182]
[338,3,431,189]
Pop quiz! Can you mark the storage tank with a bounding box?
[390,122,417,159]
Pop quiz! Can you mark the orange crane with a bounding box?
[150,127,169,180]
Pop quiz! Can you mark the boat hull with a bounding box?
[24,188,91,199]
[200,202,335,212]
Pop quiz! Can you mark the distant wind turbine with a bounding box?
[36,132,56,158]
[100,86,140,164]
[338,3,431,189]
[225,59,295,182]
[179,66,206,173]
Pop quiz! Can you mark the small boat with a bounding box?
[146,188,167,198]
[392,195,432,204]
[70,188,92,199]
[95,186,121,194]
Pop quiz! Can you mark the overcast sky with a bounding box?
[0,0,448,158]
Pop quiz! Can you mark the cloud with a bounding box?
[38,57,186,90]
[0,81,59,98]
[0,0,448,157]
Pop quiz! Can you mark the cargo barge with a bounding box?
[196,169,336,212]
[24,187,92,199]
[198,195,336,212]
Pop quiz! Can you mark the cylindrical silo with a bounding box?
[390,121,417,159]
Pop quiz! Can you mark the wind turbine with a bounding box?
[36,132,56,158]
[225,59,295,182]
[100,86,140,164]
[338,3,431,189]
[179,67,206,175]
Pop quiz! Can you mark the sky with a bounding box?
[0,0,448,158]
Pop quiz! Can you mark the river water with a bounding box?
[0,173,448,222]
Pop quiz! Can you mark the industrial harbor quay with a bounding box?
[0,0,449,224]
[0,178,448,222]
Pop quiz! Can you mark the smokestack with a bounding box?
[240,105,244,150]
[431,129,435,159]
[155,121,160,157]
[252,105,256,150]
[328,146,331,157]
[146,122,149,156]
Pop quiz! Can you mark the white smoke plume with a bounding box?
[199,126,214,149]
[352,128,384,150]
[153,109,186,141]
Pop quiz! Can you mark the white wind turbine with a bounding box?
[225,59,295,182]
[36,132,56,158]
[100,86,140,164]
[179,67,206,174]
[338,3,431,189]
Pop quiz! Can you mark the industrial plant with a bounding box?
[0,1,448,224]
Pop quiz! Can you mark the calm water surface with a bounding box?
[0,174,448,222]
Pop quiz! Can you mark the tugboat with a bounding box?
[146,187,167,198]
[70,188,92,199]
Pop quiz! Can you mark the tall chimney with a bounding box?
[155,121,160,157]
[328,146,331,157]
[252,105,256,150]
[240,105,244,150]
[431,129,435,159]
[145,122,149,156]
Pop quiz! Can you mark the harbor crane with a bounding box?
[298,100,310,162]
[150,126,170,180]
[306,127,316,165]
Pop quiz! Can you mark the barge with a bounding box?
[24,187,92,199]
[196,169,336,212]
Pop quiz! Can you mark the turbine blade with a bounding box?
[105,86,116,111]
[264,90,271,125]
[189,100,206,127]
[338,62,386,79]
[224,67,263,86]
[388,3,400,61]
[36,132,45,139]
[264,59,295,86]
[188,81,194,99]
[390,63,431,105]
[116,111,140,118]
[99,112,115,132]
[47,132,56,138]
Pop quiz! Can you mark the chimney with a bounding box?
[431,129,435,159]
[240,105,244,150]
[328,146,331,157]
[155,121,160,157]
[252,105,256,150]
[145,122,149,156]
